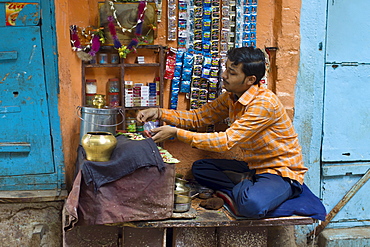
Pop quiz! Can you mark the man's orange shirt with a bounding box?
[161,84,308,184]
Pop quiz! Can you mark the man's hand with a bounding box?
[136,108,162,123]
[151,125,178,143]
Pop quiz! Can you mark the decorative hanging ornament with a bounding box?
[107,0,150,58]
[70,25,104,61]
[108,0,147,34]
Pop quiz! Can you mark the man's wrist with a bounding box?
[157,108,162,119]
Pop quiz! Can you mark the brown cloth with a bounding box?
[64,138,175,231]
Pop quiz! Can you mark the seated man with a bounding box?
[137,46,308,219]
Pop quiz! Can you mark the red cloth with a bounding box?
[64,164,175,231]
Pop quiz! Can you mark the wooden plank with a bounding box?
[173,227,216,247]
[120,208,315,229]
[0,189,67,203]
[218,226,267,247]
[64,225,120,247]
[122,227,166,247]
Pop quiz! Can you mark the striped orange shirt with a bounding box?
[161,84,308,184]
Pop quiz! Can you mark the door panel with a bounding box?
[0,26,54,176]
[322,64,370,162]
[322,171,370,224]
[326,0,370,63]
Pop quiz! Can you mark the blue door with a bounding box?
[0,1,64,191]
[322,0,370,227]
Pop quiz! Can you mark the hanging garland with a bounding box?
[70,0,156,60]
[70,25,104,61]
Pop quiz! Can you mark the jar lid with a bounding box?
[109,78,119,81]
[86,79,97,82]
[108,92,119,95]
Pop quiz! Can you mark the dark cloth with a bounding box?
[78,135,165,191]
[64,135,175,230]
[266,183,326,221]
[192,159,326,221]
[64,164,175,230]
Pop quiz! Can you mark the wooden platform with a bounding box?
[117,198,316,229]
[64,198,316,247]
[0,189,68,203]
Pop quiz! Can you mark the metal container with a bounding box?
[81,131,117,162]
[173,203,191,213]
[175,194,191,204]
[77,106,123,142]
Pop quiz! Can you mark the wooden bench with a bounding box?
[122,201,315,246]
[64,198,316,247]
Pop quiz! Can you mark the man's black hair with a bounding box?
[227,47,266,85]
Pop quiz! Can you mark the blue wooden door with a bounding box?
[322,0,370,227]
[0,1,63,191]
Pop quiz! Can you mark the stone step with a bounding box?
[318,227,370,247]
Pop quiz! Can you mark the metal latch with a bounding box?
[327,62,360,69]
[341,62,359,66]
[0,142,31,153]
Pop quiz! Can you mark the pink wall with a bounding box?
[55,0,301,188]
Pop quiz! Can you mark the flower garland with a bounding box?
[70,25,104,61]
[108,0,151,58]
[70,1,156,60]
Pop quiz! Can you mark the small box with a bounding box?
[136,56,145,64]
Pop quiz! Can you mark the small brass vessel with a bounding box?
[174,177,190,195]
[81,131,117,162]
[174,177,191,213]
[92,94,106,109]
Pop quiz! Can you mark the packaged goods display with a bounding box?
[164,0,258,110]
[124,80,159,108]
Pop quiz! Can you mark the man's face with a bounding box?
[221,60,255,97]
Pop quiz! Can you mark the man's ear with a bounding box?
[246,75,256,86]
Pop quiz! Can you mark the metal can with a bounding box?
[126,117,136,133]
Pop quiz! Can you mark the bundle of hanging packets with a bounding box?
[168,49,221,110]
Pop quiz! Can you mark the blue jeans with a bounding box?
[192,159,302,219]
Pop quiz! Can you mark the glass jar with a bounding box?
[108,78,120,93]
[98,53,108,64]
[85,79,97,94]
[110,53,120,64]
[85,93,96,106]
[108,92,120,107]
[136,122,144,132]
[126,117,136,133]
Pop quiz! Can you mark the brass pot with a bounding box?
[92,94,106,109]
[81,131,117,162]
[175,177,189,194]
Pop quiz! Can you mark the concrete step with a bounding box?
[318,227,370,247]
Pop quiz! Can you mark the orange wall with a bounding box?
[55,0,301,189]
